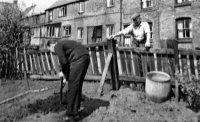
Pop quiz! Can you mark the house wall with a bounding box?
[30,0,200,49]
[158,0,200,49]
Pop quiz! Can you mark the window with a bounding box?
[79,2,85,14]
[77,28,83,39]
[141,0,152,9]
[123,24,131,47]
[48,10,53,22]
[35,15,39,24]
[176,18,192,39]
[106,25,114,38]
[63,26,71,37]
[58,6,67,17]
[33,27,41,37]
[148,22,153,39]
[107,0,114,7]
[176,0,191,4]
[87,26,102,43]
[45,23,61,37]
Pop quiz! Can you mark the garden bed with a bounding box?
[0,79,199,122]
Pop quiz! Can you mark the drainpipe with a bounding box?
[120,0,122,45]
[157,1,161,48]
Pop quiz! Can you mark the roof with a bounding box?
[46,0,84,10]
[0,2,12,5]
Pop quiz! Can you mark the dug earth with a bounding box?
[0,79,199,122]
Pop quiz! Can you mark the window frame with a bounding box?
[141,0,153,9]
[175,0,192,7]
[79,2,85,14]
[123,24,131,47]
[48,10,53,22]
[58,6,67,18]
[176,0,192,4]
[176,18,192,40]
[87,25,102,43]
[107,0,115,8]
[106,24,114,38]
[77,27,84,40]
[63,25,71,37]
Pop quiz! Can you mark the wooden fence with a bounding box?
[2,39,200,100]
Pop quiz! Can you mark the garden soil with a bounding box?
[0,79,199,122]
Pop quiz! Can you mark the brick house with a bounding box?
[22,12,46,45]
[28,0,200,49]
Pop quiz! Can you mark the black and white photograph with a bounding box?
[0,0,200,121]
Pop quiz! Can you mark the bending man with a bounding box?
[47,39,90,119]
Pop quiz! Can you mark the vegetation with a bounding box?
[0,2,25,47]
[176,69,200,112]
[0,2,31,79]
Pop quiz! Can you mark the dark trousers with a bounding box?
[65,55,90,114]
[135,40,145,76]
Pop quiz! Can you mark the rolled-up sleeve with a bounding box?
[54,44,69,75]
[143,22,150,34]
[121,24,133,35]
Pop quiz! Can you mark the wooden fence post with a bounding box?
[107,39,120,90]
[167,39,179,102]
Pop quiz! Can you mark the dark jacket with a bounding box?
[54,40,89,77]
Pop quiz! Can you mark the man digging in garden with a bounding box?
[47,39,90,121]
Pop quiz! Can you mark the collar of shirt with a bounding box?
[133,23,142,29]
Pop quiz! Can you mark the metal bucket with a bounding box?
[145,71,171,103]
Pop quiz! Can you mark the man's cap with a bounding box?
[131,13,140,20]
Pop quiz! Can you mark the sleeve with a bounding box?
[121,24,133,35]
[143,22,150,34]
[143,22,151,47]
[54,44,69,78]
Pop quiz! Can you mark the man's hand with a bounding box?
[59,72,67,83]
[59,72,64,77]
[63,78,67,84]
[107,35,114,40]
[145,42,151,48]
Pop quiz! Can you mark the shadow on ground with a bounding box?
[26,93,109,121]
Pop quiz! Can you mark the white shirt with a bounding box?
[121,22,150,42]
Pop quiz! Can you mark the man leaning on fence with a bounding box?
[109,12,151,49]
[47,39,90,121]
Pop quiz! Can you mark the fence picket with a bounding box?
[40,53,46,74]
[130,51,136,75]
[96,46,102,74]
[154,53,158,71]
[33,54,38,74]
[194,55,198,78]
[187,55,191,80]
[117,50,122,75]
[45,52,51,74]
[179,54,183,76]
[23,48,28,74]
[29,54,33,74]
[149,53,155,71]
[124,51,130,75]
[37,53,42,74]
[50,52,56,75]
[88,48,95,75]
